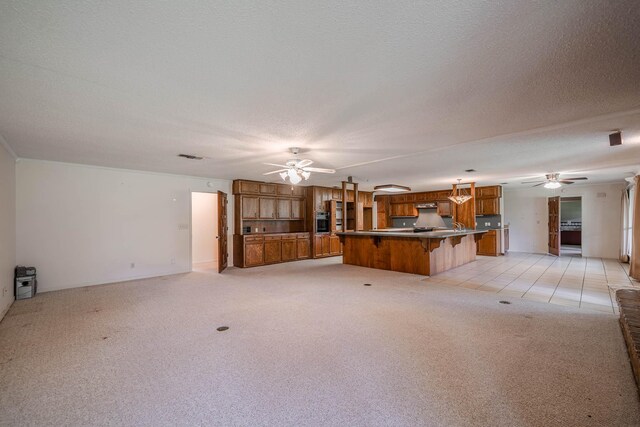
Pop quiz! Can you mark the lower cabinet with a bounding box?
[477,229,502,256]
[314,234,342,257]
[264,237,282,264]
[281,237,297,261]
[234,233,310,267]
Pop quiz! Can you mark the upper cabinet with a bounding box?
[476,186,502,199]
[241,196,260,219]
[259,197,277,219]
[476,198,500,215]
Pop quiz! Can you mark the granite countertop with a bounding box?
[337,229,487,239]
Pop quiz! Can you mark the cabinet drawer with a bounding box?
[244,235,264,242]
[296,233,310,239]
[282,234,297,240]
[264,235,282,241]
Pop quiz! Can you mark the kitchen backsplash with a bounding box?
[390,213,503,229]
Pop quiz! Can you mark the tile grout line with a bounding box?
[578,256,588,309]
[490,254,555,294]
[548,256,575,303]
[454,253,544,287]
[520,255,572,301]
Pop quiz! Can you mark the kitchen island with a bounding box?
[337,229,487,276]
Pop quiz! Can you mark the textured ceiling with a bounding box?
[1,0,639,190]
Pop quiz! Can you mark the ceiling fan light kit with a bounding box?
[263,147,335,184]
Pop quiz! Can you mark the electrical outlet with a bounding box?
[130,262,135,268]
[2,287,7,296]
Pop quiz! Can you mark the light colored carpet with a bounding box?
[1,257,639,426]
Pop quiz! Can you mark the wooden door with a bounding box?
[217,191,228,272]
[259,197,276,219]
[322,235,331,255]
[548,196,560,256]
[276,198,291,219]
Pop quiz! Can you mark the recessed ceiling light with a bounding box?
[374,184,411,193]
[178,154,204,160]
[465,169,476,173]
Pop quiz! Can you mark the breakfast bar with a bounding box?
[337,229,487,276]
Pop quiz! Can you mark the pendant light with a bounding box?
[448,179,473,205]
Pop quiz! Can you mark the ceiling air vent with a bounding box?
[178,154,204,160]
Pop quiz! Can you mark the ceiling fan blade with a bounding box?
[296,159,313,168]
[565,177,588,180]
[559,180,574,184]
[263,169,289,175]
[302,167,336,174]
[263,162,289,168]
[521,180,544,184]
[532,183,545,187]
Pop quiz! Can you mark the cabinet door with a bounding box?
[437,201,452,217]
[281,239,297,261]
[259,197,277,219]
[329,235,341,254]
[332,189,342,200]
[390,204,401,217]
[477,230,497,256]
[264,240,282,263]
[477,198,499,215]
[322,235,331,255]
[239,181,260,194]
[297,238,310,259]
[291,199,304,219]
[292,186,306,198]
[277,184,293,196]
[242,196,259,219]
[244,242,264,266]
[314,235,324,257]
[260,184,276,195]
[276,198,291,219]
[476,186,501,199]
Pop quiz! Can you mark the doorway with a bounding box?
[560,197,582,257]
[191,192,219,272]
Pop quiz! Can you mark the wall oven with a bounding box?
[316,212,330,233]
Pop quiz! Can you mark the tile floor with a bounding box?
[423,252,639,313]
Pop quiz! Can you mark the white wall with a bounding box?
[504,183,625,258]
[0,141,16,320]
[191,192,218,264]
[16,160,232,292]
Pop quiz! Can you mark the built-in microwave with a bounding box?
[316,212,330,233]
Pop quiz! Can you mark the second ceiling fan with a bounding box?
[522,173,587,188]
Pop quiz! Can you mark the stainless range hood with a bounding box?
[415,203,437,209]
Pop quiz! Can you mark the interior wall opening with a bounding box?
[191,192,219,272]
[560,196,582,257]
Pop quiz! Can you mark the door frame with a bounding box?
[548,196,560,256]
[559,196,582,256]
[190,191,227,273]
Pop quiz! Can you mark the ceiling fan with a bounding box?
[521,173,588,189]
[263,147,336,184]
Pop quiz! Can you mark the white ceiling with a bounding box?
[1,1,639,191]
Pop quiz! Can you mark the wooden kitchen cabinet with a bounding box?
[476,186,502,199]
[259,197,277,219]
[277,184,293,196]
[390,203,418,217]
[332,188,342,200]
[244,236,265,266]
[260,183,276,195]
[276,198,291,219]
[437,201,452,217]
[281,236,297,261]
[291,199,305,219]
[314,234,332,257]
[476,198,500,215]
[292,186,306,198]
[264,236,282,264]
[477,229,501,256]
[329,235,342,255]
[241,196,259,219]
[297,234,310,259]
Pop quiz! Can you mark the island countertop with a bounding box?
[337,229,488,276]
[337,229,487,239]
